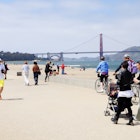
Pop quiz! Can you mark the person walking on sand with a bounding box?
[22,61,30,86]
[32,61,41,85]
[57,63,59,74]
[0,58,6,100]
[111,61,134,125]
[45,61,51,82]
[3,61,9,79]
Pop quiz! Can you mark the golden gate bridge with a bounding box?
[34,33,138,61]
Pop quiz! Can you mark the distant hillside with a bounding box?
[106,46,140,61]
[64,46,140,62]
[1,46,140,61]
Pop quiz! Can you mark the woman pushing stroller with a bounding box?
[111,61,134,125]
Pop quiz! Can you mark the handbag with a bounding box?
[38,71,41,75]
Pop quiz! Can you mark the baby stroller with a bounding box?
[104,82,119,116]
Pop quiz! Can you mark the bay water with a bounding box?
[7,60,121,71]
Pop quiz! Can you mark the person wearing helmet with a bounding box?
[114,54,137,78]
[114,54,130,74]
[96,56,109,92]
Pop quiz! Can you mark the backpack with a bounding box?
[128,59,137,74]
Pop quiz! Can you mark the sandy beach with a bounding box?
[0,64,140,140]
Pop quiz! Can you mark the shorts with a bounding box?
[100,74,108,82]
[0,80,4,87]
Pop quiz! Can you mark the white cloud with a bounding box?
[0,0,140,58]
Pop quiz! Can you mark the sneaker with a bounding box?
[111,118,118,124]
[126,122,134,126]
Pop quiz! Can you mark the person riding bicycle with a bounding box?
[96,56,109,92]
[113,54,137,78]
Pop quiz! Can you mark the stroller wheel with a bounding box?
[104,110,110,116]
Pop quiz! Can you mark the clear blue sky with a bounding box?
[0,0,140,57]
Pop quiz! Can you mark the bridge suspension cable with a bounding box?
[63,35,98,52]
[35,33,137,60]
[103,34,132,47]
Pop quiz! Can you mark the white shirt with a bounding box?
[0,63,6,80]
[118,90,134,98]
[22,64,30,73]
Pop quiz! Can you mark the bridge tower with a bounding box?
[60,52,64,61]
[100,33,103,58]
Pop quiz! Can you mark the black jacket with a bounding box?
[45,63,51,73]
[136,74,140,85]
[117,69,133,91]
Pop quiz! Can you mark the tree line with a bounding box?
[0,51,37,61]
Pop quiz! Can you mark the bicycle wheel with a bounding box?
[95,79,103,93]
[131,84,139,104]
[103,79,112,95]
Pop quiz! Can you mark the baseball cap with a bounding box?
[124,54,130,58]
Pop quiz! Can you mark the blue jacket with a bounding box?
[96,61,109,74]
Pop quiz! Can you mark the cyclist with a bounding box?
[96,56,109,92]
[113,54,137,78]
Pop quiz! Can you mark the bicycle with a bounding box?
[131,83,140,104]
[95,73,112,95]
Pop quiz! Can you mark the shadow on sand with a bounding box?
[2,98,24,101]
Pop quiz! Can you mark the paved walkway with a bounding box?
[0,68,140,140]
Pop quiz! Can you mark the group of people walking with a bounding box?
[22,61,66,86]
[22,61,50,86]
[96,54,140,126]
[0,59,66,99]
